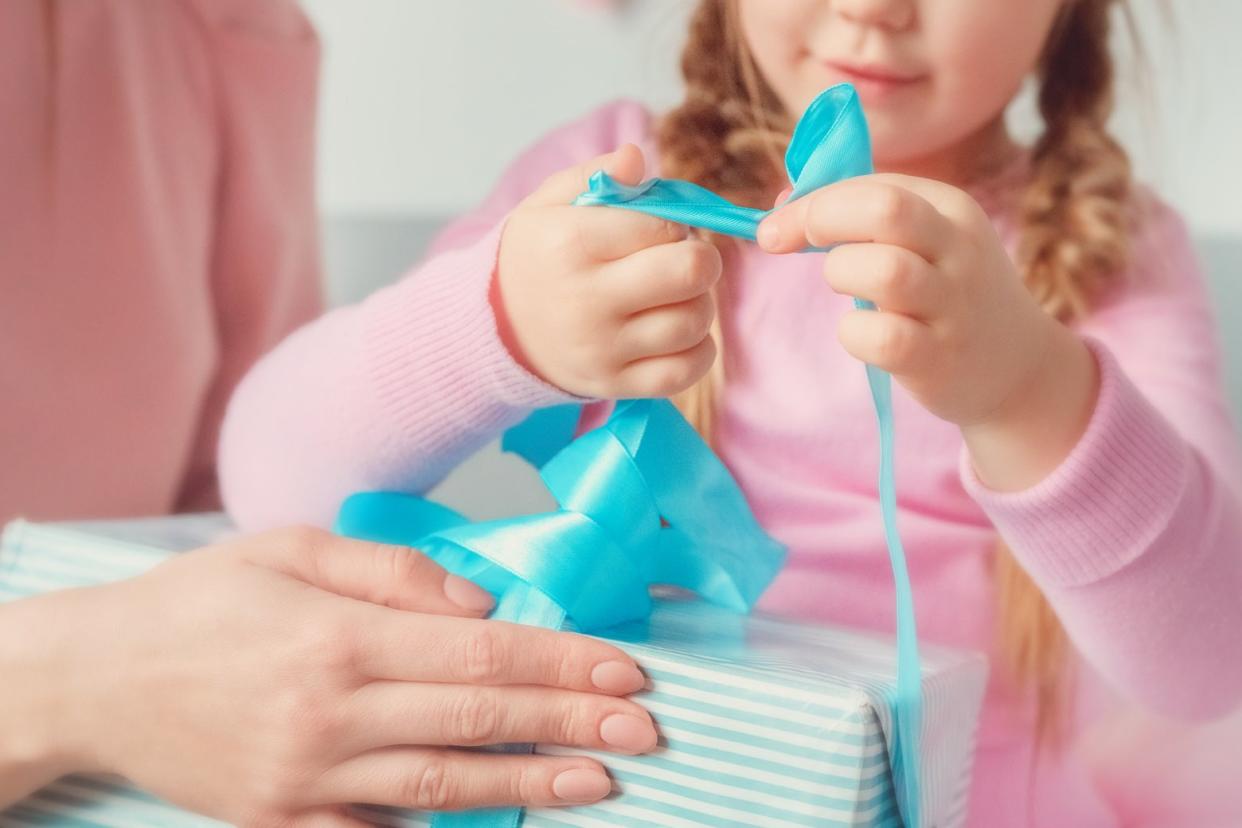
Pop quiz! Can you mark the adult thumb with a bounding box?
[288,807,374,828]
[241,527,495,617]
[524,142,646,208]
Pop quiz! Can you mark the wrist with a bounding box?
[962,320,1099,492]
[0,588,107,800]
[488,262,541,381]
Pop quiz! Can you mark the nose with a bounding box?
[830,0,915,31]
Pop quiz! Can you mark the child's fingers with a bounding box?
[615,336,717,399]
[566,205,689,262]
[598,238,721,314]
[757,177,951,262]
[613,293,716,363]
[836,308,934,376]
[524,143,646,208]
[822,243,945,319]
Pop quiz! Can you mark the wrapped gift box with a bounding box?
[1,515,986,827]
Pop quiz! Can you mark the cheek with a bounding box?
[737,0,821,113]
[871,1,1062,162]
[931,5,1057,111]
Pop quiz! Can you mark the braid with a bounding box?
[1019,0,1133,320]
[657,0,789,207]
[657,0,791,444]
[997,0,1136,747]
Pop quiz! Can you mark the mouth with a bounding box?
[821,60,927,97]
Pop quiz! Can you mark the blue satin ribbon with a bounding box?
[575,81,922,827]
[336,399,786,828]
[337,83,922,827]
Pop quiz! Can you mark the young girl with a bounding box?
[221,0,1242,824]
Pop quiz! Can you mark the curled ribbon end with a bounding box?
[573,171,659,206]
[784,83,874,202]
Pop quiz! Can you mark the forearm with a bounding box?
[960,320,1099,492]
[218,223,582,531]
[0,590,91,806]
[960,337,1242,716]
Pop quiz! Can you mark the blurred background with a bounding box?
[298,0,1240,512]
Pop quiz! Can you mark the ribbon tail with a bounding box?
[574,172,770,242]
[858,296,923,828]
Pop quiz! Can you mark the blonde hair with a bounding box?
[659,0,1136,743]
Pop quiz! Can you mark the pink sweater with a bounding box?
[0,0,322,524]
[219,101,1242,826]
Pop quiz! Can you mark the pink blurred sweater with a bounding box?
[219,101,1242,825]
[0,0,322,524]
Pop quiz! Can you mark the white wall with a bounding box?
[302,0,1241,236]
[301,0,694,217]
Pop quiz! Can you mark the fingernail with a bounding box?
[443,574,495,612]
[600,713,658,753]
[591,660,645,694]
[552,768,612,803]
[757,220,779,250]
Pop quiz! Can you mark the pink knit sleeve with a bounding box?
[218,100,652,530]
[961,198,1242,719]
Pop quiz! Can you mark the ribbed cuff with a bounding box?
[362,219,590,445]
[960,338,1191,587]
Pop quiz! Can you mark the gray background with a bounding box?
[301,1,1242,237]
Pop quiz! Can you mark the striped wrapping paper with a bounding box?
[0,515,987,828]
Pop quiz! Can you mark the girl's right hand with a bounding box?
[21,527,655,825]
[495,144,723,399]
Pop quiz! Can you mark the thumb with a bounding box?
[524,142,646,208]
[239,526,495,617]
[288,807,373,828]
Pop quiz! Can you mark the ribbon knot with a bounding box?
[574,82,872,244]
[337,399,785,636]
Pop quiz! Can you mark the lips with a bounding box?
[822,59,926,96]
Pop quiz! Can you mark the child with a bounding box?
[220,1,1242,824]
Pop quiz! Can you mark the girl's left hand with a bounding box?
[756,174,1059,429]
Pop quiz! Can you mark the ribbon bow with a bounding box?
[338,83,923,827]
[336,399,785,828]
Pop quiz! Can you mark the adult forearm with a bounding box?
[0,590,91,805]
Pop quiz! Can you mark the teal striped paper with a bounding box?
[0,516,986,827]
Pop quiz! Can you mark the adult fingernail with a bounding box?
[552,768,612,803]
[757,219,779,250]
[591,660,645,694]
[443,574,495,612]
[600,713,658,753]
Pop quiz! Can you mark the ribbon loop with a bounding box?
[336,399,786,636]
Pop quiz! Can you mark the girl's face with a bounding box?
[738,0,1066,175]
